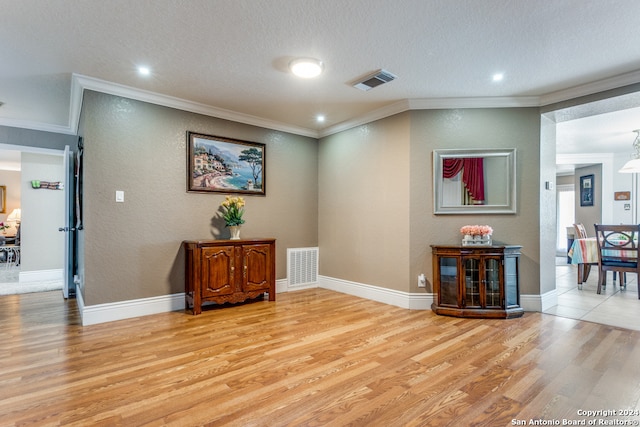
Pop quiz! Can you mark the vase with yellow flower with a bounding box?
[220,196,246,240]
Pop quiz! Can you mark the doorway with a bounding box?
[0,146,67,295]
[556,184,575,257]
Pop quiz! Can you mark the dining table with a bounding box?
[568,237,598,288]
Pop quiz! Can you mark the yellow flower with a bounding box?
[220,196,246,226]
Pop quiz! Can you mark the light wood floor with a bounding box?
[1,289,639,426]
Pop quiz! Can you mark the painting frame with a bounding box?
[187,132,266,195]
[580,174,594,207]
[614,191,631,201]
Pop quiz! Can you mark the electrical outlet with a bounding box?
[418,273,426,288]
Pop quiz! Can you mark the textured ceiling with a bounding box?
[1,0,640,164]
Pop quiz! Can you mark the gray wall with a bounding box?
[556,175,574,186]
[319,108,542,296]
[319,113,411,291]
[78,91,319,305]
[6,99,548,306]
[0,126,76,151]
[574,164,602,235]
[411,108,542,296]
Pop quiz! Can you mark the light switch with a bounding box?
[115,190,124,202]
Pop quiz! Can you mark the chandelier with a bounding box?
[619,129,640,173]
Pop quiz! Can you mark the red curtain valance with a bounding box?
[442,158,485,202]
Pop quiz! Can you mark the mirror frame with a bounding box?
[433,148,517,214]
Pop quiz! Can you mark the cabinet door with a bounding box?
[483,256,502,308]
[504,256,519,307]
[463,257,481,308]
[241,243,272,292]
[201,246,235,297]
[438,256,459,306]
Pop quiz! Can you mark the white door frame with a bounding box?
[0,143,71,295]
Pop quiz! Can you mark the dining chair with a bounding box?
[573,223,593,281]
[593,224,640,299]
[573,223,588,239]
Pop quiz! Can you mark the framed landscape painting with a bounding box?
[187,132,266,195]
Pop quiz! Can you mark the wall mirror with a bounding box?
[433,148,516,214]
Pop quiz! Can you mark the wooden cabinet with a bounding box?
[183,239,276,314]
[431,245,523,319]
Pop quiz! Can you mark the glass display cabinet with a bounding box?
[431,245,523,319]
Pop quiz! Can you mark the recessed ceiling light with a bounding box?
[316,114,325,123]
[138,66,151,76]
[492,73,504,82]
[289,58,323,78]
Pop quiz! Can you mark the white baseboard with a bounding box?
[19,268,63,283]
[520,294,542,312]
[76,286,85,321]
[77,276,546,326]
[518,290,556,312]
[319,275,544,313]
[540,289,558,312]
[318,275,434,310]
[81,293,185,326]
[275,278,289,293]
[80,280,289,326]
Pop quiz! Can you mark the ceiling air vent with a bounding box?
[352,69,397,91]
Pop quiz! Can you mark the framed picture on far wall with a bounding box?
[187,132,266,195]
[580,174,594,207]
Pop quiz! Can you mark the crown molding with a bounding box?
[556,152,614,165]
[539,69,640,106]
[60,69,640,140]
[0,117,76,135]
[71,74,320,139]
[69,74,85,134]
[408,96,541,109]
[71,75,546,140]
[318,100,411,138]
[319,97,540,138]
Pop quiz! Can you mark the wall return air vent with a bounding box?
[352,69,397,91]
[287,247,318,288]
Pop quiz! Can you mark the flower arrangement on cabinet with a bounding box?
[220,196,246,227]
[0,222,10,234]
[460,225,493,236]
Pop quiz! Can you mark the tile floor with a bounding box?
[0,263,19,281]
[0,264,63,295]
[546,257,640,331]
